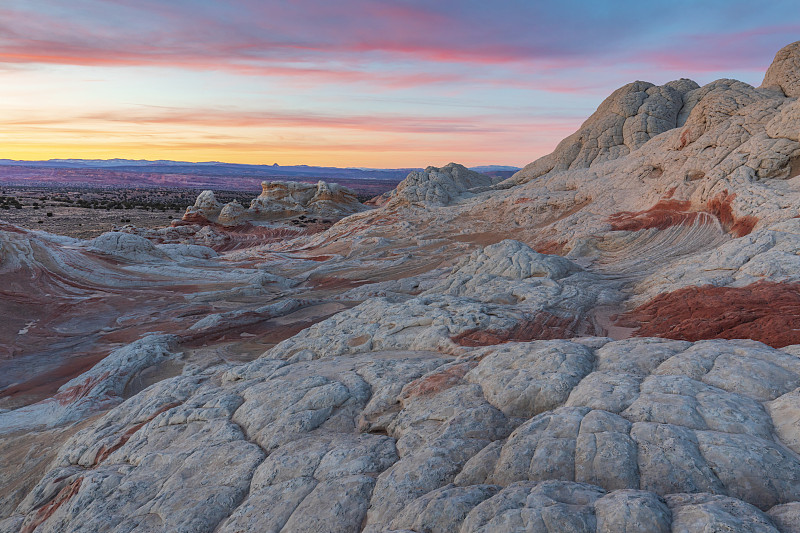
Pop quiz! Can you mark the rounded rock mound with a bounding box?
[761,41,800,97]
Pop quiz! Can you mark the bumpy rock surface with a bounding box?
[387,162,497,206]
[5,41,800,533]
[761,41,800,97]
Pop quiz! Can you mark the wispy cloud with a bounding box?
[3,1,791,86]
[2,0,797,166]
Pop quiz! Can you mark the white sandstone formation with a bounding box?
[6,41,800,533]
[182,180,369,226]
[181,189,222,224]
[387,162,498,206]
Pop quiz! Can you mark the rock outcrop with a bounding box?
[181,190,221,224]
[387,162,497,206]
[5,41,800,533]
[509,79,700,184]
[182,180,369,226]
[761,41,800,97]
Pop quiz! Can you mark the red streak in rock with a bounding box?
[534,240,568,256]
[309,276,369,291]
[451,313,586,347]
[401,361,477,400]
[705,191,758,237]
[679,128,692,149]
[21,477,83,533]
[92,401,182,466]
[619,282,800,348]
[53,371,111,406]
[607,190,757,237]
[178,212,209,225]
[608,199,701,232]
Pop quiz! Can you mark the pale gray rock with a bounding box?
[631,422,725,496]
[574,410,639,490]
[454,441,504,487]
[270,240,616,363]
[386,484,500,533]
[356,355,449,433]
[594,490,671,533]
[622,375,773,438]
[487,407,639,490]
[87,231,168,262]
[460,481,606,533]
[448,239,581,280]
[766,99,800,142]
[156,242,218,261]
[219,434,397,533]
[15,412,263,533]
[232,374,363,451]
[267,295,529,360]
[216,200,247,226]
[510,79,700,184]
[182,180,368,224]
[9,336,800,531]
[465,340,596,418]
[767,502,800,533]
[366,381,513,526]
[653,339,800,401]
[187,298,301,333]
[182,189,221,222]
[565,371,642,413]
[666,493,781,533]
[767,388,800,453]
[390,163,495,206]
[761,41,800,97]
[695,430,800,510]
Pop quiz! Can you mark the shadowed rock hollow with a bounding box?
[4,42,800,533]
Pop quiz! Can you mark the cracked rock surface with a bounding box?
[4,41,800,533]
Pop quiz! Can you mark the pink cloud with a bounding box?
[38,107,552,135]
[628,24,800,74]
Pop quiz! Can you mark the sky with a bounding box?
[1,0,798,168]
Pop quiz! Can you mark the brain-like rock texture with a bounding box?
[6,41,800,533]
[5,337,800,532]
[761,41,800,97]
[511,78,700,184]
[389,162,496,206]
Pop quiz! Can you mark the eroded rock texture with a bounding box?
[182,180,368,226]
[4,41,800,533]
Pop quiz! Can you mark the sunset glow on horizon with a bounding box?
[1,0,798,168]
